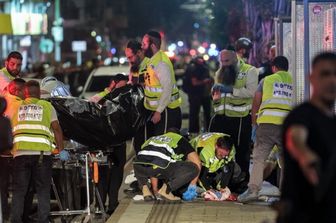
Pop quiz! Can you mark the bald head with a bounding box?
[24,80,41,99]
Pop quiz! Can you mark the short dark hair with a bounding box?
[7,51,23,61]
[24,80,40,91]
[8,78,26,94]
[146,30,161,49]
[126,40,142,54]
[216,135,233,150]
[271,56,289,71]
[24,80,40,98]
[312,52,336,69]
[11,78,26,85]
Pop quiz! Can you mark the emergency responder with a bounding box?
[10,80,68,223]
[190,132,248,193]
[0,78,25,220]
[3,78,25,118]
[141,31,182,137]
[209,49,258,179]
[125,39,151,154]
[238,56,293,203]
[90,73,129,215]
[277,52,336,223]
[235,37,253,63]
[133,129,201,201]
[125,40,150,85]
[0,51,22,94]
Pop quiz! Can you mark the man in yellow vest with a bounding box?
[0,51,22,94]
[133,128,201,201]
[210,49,258,179]
[10,80,67,223]
[238,56,293,203]
[125,40,150,86]
[190,133,247,193]
[125,40,151,154]
[0,78,25,219]
[235,37,253,63]
[141,31,182,137]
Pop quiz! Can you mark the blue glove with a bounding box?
[182,184,197,201]
[251,125,257,143]
[211,83,233,94]
[59,150,70,161]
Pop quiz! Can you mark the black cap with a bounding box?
[235,37,253,51]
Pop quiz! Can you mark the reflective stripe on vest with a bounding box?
[261,110,289,118]
[213,61,254,117]
[13,136,51,146]
[257,71,293,125]
[145,84,178,93]
[13,124,54,137]
[214,103,252,113]
[137,150,176,163]
[148,141,175,155]
[146,92,180,107]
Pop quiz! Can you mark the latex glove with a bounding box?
[182,184,197,201]
[221,85,233,93]
[59,150,70,161]
[211,83,224,93]
[251,125,257,143]
[211,83,233,94]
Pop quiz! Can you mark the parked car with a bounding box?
[79,65,129,99]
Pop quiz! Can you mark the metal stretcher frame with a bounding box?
[49,152,108,222]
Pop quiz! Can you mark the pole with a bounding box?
[54,0,62,62]
[76,51,82,66]
[303,0,310,99]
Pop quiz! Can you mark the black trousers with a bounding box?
[0,156,12,219]
[11,155,52,223]
[97,143,126,214]
[188,95,211,134]
[134,161,198,193]
[133,107,182,154]
[209,114,252,177]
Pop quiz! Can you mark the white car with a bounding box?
[79,65,129,99]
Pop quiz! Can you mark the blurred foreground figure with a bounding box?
[0,97,13,220]
[277,52,336,223]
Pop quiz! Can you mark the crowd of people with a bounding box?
[0,31,335,223]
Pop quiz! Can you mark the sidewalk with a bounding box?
[106,141,277,223]
[108,199,276,223]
